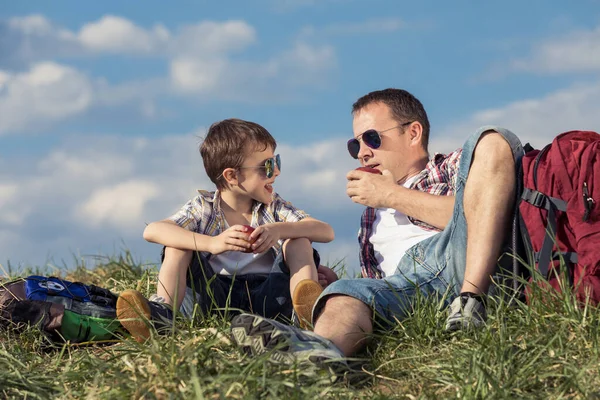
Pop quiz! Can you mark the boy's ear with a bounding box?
[222,168,238,186]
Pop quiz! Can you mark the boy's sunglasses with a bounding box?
[239,154,281,178]
[347,122,413,159]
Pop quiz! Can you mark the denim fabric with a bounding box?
[314,126,524,327]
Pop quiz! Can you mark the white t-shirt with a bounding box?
[369,176,438,277]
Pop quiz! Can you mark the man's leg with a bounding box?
[445,127,523,330]
[461,132,517,295]
[312,295,372,356]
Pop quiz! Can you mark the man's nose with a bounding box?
[357,140,373,161]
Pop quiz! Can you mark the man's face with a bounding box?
[352,102,414,181]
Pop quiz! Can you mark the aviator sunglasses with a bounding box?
[347,121,413,159]
[239,154,281,178]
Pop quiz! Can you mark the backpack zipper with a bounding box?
[583,181,595,222]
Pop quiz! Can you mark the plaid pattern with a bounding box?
[359,149,463,279]
[169,190,309,258]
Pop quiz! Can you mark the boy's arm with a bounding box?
[274,217,334,243]
[143,219,252,253]
[248,217,334,254]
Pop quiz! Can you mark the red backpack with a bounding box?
[515,131,600,304]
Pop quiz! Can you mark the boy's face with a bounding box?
[234,145,280,205]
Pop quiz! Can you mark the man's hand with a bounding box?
[317,265,339,288]
[209,225,253,254]
[248,223,282,254]
[346,169,396,208]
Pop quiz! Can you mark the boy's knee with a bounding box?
[282,237,312,257]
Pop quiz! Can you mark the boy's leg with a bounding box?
[157,247,193,308]
[282,238,322,328]
[117,247,191,342]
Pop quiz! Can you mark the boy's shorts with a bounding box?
[173,248,320,321]
[313,126,524,329]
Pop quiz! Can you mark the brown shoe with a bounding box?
[292,280,323,330]
[117,289,173,343]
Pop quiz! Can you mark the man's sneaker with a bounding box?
[445,294,487,332]
[292,279,323,330]
[117,289,174,343]
[230,313,348,380]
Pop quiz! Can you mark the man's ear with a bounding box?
[222,168,238,186]
[407,121,424,147]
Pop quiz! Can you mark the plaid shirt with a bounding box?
[169,190,309,259]
[359,149,463,279]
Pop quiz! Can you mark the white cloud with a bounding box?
[170,41,336,98]
[0,61,165,134]
[76,180,160,230]
[0,62,93,134]
[78,15,170,54]
[510,25,600,74]
[1,14,335,123]
[435,79,600,153]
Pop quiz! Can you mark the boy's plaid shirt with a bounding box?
[359,149,462,279]
[169,190,309,258]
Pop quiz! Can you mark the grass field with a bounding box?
[1,253,599,399]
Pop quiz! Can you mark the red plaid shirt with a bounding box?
[359,149,462,279]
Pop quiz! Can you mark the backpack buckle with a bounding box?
[522,188,547,209]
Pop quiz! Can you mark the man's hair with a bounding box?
[200,118,277,190]
[352,88,431,149]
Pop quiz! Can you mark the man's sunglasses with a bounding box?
[239,154,281,178]
[347,122,413,159]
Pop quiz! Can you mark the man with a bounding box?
[230,88,523,372]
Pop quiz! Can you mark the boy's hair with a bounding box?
[352,88,431,150]
[200,118,277,190]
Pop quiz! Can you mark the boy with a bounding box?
[117,119,335,342]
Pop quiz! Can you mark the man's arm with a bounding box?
[346,170,454,230]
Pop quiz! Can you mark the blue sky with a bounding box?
[1,0,600,276]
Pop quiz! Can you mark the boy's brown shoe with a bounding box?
[117,289,173,343]
[292,279,323,330]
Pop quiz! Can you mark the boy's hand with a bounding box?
[317,265,339,288]
[210,225,253,254]
[248,223,281,254]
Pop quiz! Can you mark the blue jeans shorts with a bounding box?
[314,126,524,328]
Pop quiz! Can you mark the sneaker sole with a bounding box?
[117,289,151,343]
[230,314,295,363]
[230,314,345,382]
[291,280,323,330]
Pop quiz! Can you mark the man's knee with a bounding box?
[474,132,515,165]
[314,293,371,323]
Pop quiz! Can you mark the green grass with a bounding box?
[1,255,600,399]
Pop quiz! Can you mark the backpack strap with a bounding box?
[521,188,575,279]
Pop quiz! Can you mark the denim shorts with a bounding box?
[174,248,320,321]
[314,126,524,328]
